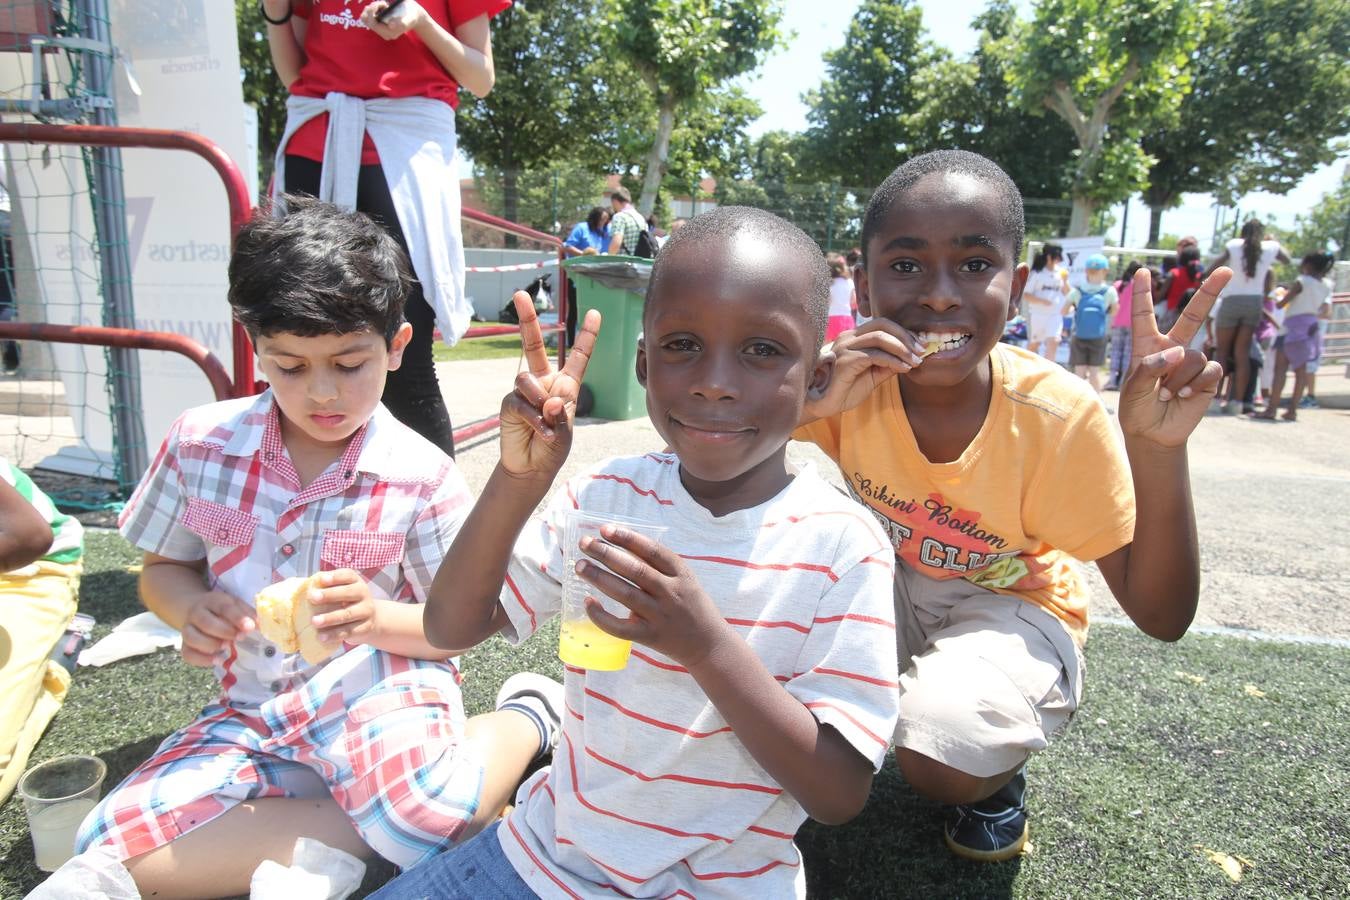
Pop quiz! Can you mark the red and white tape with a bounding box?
[463,258,560,274]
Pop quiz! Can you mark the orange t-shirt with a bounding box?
[795,344,1135,640]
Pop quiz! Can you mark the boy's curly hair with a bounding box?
[228,195,410,345]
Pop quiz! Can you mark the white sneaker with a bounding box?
[496,672,564,754]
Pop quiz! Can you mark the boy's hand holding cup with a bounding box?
[499,291,600,482]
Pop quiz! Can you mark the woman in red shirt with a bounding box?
[262,0,509,457]
[1158,245,1203,332]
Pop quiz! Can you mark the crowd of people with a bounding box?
[1005,227,1336,421]
[1,3,1336,898]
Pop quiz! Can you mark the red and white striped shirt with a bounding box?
[119,391,471,706]
[497,454,899,899]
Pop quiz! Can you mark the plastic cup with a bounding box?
[558,510,668,671]
[18,755,105,872]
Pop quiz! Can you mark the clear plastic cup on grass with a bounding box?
[18,754,106,871]
[558,510,668,671]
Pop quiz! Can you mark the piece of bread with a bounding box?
[254,575,336,666]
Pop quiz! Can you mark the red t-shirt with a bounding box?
[1164,266,1201,310]
[285,0,510,165]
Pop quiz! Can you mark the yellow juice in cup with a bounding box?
[558,617,632,671]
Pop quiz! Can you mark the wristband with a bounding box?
[259,1,293,25]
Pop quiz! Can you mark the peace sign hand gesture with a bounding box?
[500,292,601,480]
[1118,265,1230,448]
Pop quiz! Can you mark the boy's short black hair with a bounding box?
[861,150,1025,262]
[647,206,831,350]
[228,195,410,345]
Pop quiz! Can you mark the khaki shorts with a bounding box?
[893,562,1083,777]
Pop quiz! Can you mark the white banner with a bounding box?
[6,1,249,479]
[1054,236,1107,290]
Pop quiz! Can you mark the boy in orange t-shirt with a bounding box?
[796,150,1231,862]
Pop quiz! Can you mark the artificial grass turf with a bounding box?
[2,531,1347,898]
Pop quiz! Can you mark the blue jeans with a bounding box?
[370,822,537,899]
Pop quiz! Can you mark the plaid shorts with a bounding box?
[75,645,484,869]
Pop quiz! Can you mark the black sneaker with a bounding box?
[943,769,1029,862]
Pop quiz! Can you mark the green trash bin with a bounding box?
[563,255,652,421]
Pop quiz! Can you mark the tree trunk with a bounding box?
[637,101,676,217]
[1147,204,1164,247]
[1067,196,1095,237]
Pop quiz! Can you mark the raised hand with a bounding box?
[574,524,730,668]
[500,291,600,479]
[801,320,927,424]
[1118,265,1230,447]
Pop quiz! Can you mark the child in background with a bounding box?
[0,458,83,805]
[1065,254,1118,393]
[827,252,856,341]
[1023,243,1068,361]
[71,200,555,898]
[797,150,1227,862]
[380,206,900,898]
[1160,245,1204,331]
[1257,251,1335,421]
[1106,261,1142,391]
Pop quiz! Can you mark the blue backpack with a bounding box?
[1074,285,1110,340]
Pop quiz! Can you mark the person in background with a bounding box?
[1160,246,1204,332]
[263,0,511,459]
[826,253,855,341]
[1023,243,1069,362]
[561,205,610,345]
[1257,252,1335,421]
[1206,219,1291,415]
[1106,261,1141,391]
[606,187,648,256]
[1065,254,1118,393]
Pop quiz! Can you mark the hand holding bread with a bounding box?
[255,569,382,664]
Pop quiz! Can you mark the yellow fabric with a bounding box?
[796,344,1134,640]
[0,561,80,805]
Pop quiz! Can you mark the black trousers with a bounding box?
[283,155,455,457]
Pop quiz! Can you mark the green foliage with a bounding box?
[1141,0,1350,240]
[917,0,1077,199]
[604,0,781,210]
[235,0,287,196]
[472,164,609,235]
[1282,165,1350,255]
[1011,0,1206,231]
[799,0,947,189]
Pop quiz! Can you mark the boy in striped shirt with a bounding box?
[381,207,901,898]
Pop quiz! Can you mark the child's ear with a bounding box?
[635,335,647,387]
[386,322,414,371]
[1008,263,1030,321]
[853,266,872,318]
[806,342,835,403]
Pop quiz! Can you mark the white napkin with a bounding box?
[250,837,367,900]
[24,845,140,899]
[78,612,181,667]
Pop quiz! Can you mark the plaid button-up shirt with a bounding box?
[120,391,470,706]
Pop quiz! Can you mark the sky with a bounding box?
[739,0,1347,249]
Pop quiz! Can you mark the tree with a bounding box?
[473,164,609,234]
[605,0,782,216]
[235,0,287,196]
[1011,0,1203,235]
[1282,165,1350,256]
[799,0,947,190]
[1140,0,1350,244]
[456,0,627,233]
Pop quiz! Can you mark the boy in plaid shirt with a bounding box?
[73,198,561,897]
